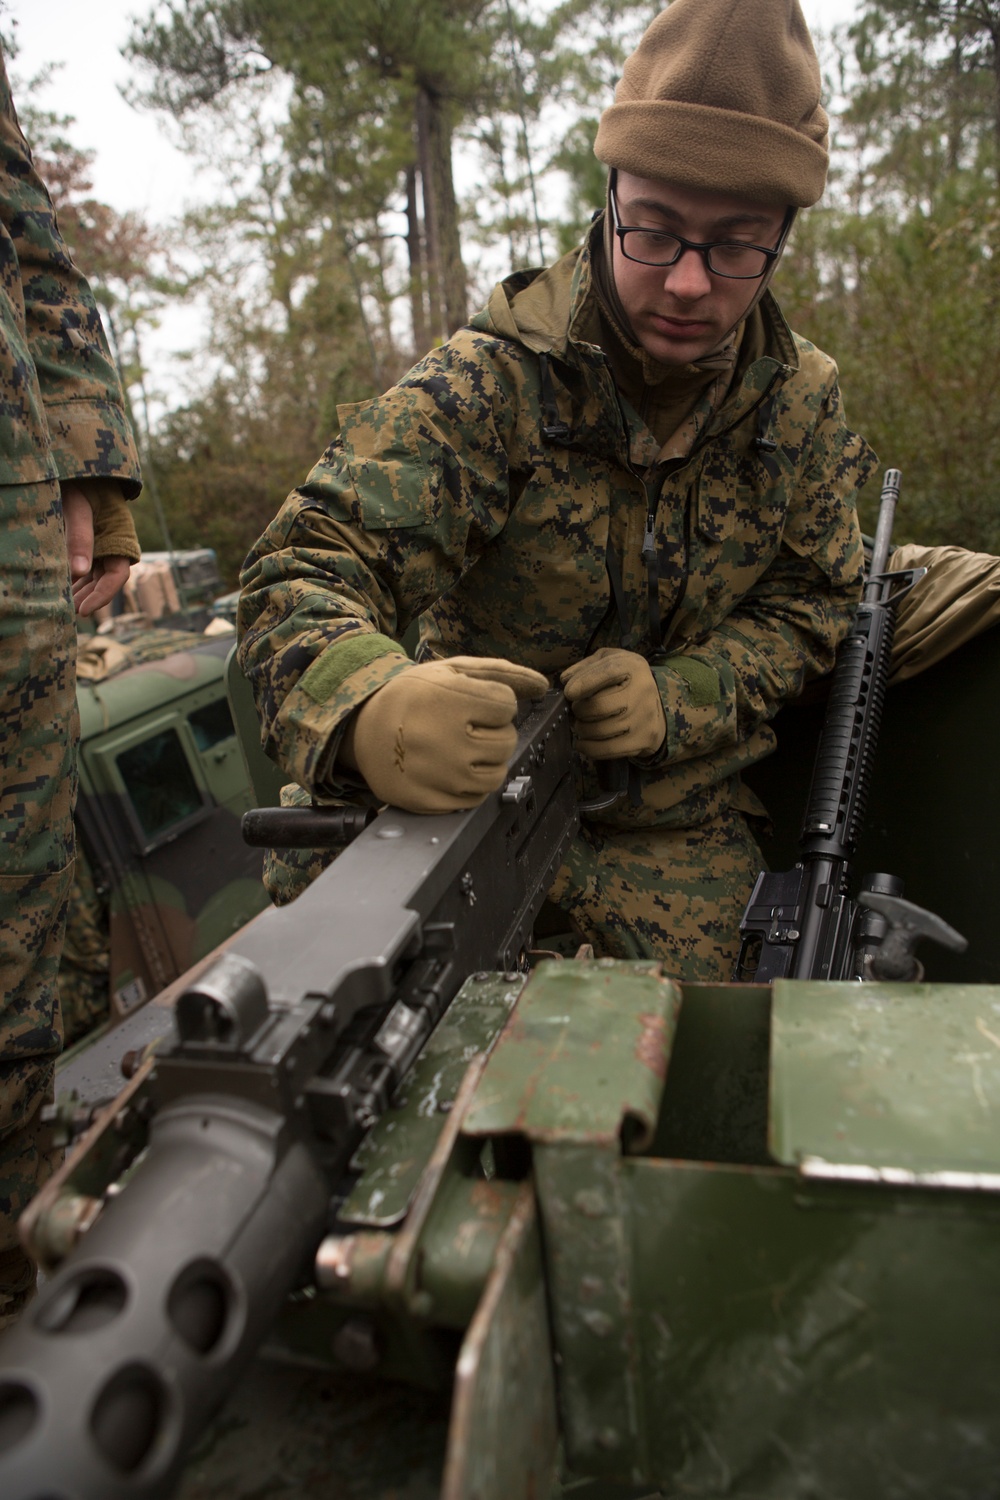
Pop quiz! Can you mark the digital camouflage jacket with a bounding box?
[239,235,876,828]
[0,51,140,507]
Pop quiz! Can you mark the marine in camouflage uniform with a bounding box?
[0,48,141,1324]
[238,0,875,976]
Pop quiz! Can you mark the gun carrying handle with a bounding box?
[578,759,645,815]
[578,758,626,814]
[870,564,926,609]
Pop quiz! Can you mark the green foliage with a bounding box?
[845,1,999,195]
[133,379,314,585]
[117,0,665,577]
[549,116,607,252]
[128,118,391,583]
[463,0,658,267]
[776,1,1000,551]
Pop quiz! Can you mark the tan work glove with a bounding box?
[560,647,666,760]
[340,656,549,813]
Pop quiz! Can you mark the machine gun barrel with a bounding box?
[0,691,578,1500]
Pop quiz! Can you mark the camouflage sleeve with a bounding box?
[0,48,141,494]
[238,340,521,790]
[647,380,874,767]
[75,478,141,561]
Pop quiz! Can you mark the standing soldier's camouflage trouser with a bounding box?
[548,786,763,980]
[0,477,74,1324]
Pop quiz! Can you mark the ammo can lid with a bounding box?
[770,981,1000,1188]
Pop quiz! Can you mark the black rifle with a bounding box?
[735,469,965,984]
[0,691,578,1500]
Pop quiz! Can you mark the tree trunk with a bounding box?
[990,9,1000,185]
[415,87,445,344]
[416,82,468,338]
[405,163,431,358]
[426,93,468,334]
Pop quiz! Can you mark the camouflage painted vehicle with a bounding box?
[59,626,271,1047]
[3,606,1000,1500]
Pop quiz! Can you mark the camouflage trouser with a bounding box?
[548,790,763,982]
[0,477,74,1321]
[58,841,110,1047]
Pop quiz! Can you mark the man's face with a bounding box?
[610,172,789,365]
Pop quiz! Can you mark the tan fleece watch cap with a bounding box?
[594,0,829,207]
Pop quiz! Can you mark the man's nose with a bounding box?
[662,246,713,298]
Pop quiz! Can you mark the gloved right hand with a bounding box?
[339,656,549,813]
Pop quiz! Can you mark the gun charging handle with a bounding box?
[857,888,968,982]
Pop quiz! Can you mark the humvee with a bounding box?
[60,625,271,1047]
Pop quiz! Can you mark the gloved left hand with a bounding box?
[560,647,666,759]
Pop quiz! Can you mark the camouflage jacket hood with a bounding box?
[239,235,875,827]
[476,233,799,460]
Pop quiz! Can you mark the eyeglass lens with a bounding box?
[620,230,771,277]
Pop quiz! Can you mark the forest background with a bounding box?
[7,0,1000,584]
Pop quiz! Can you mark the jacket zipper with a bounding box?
[553,349,786,653]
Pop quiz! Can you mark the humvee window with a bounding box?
[117,729,203,842]
[189,698,235,752]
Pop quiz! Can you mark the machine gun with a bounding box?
[0,690,578,1500]
[735,469,966,984]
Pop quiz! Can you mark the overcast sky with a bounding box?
[5,0,860,222]
[3,0,860,407]
[3,0,227,218]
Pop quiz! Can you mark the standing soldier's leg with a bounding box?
[549,792,762,981]
[0,477,76,1327]
[57,844,110,1047]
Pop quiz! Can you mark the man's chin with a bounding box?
[637,316,722,365]
[639,332,715,366]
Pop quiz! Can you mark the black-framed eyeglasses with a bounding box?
[610,186,791,280]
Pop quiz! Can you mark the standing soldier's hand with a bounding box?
[62,482,135,617]
[340,656,549,813]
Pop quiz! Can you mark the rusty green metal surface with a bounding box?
[534,1141,647,1483]
[343,972,525,1226]
[771,980,1000,1179]
[34,961,1000,1500]
[25,1063,154,1272]
[458,962,680,1484]
[488,978,1000,1495]
[420,1175,523,1331]
[441,1185,559,1500]
[464,959,679,1148]
[623,1156,1000,1498]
